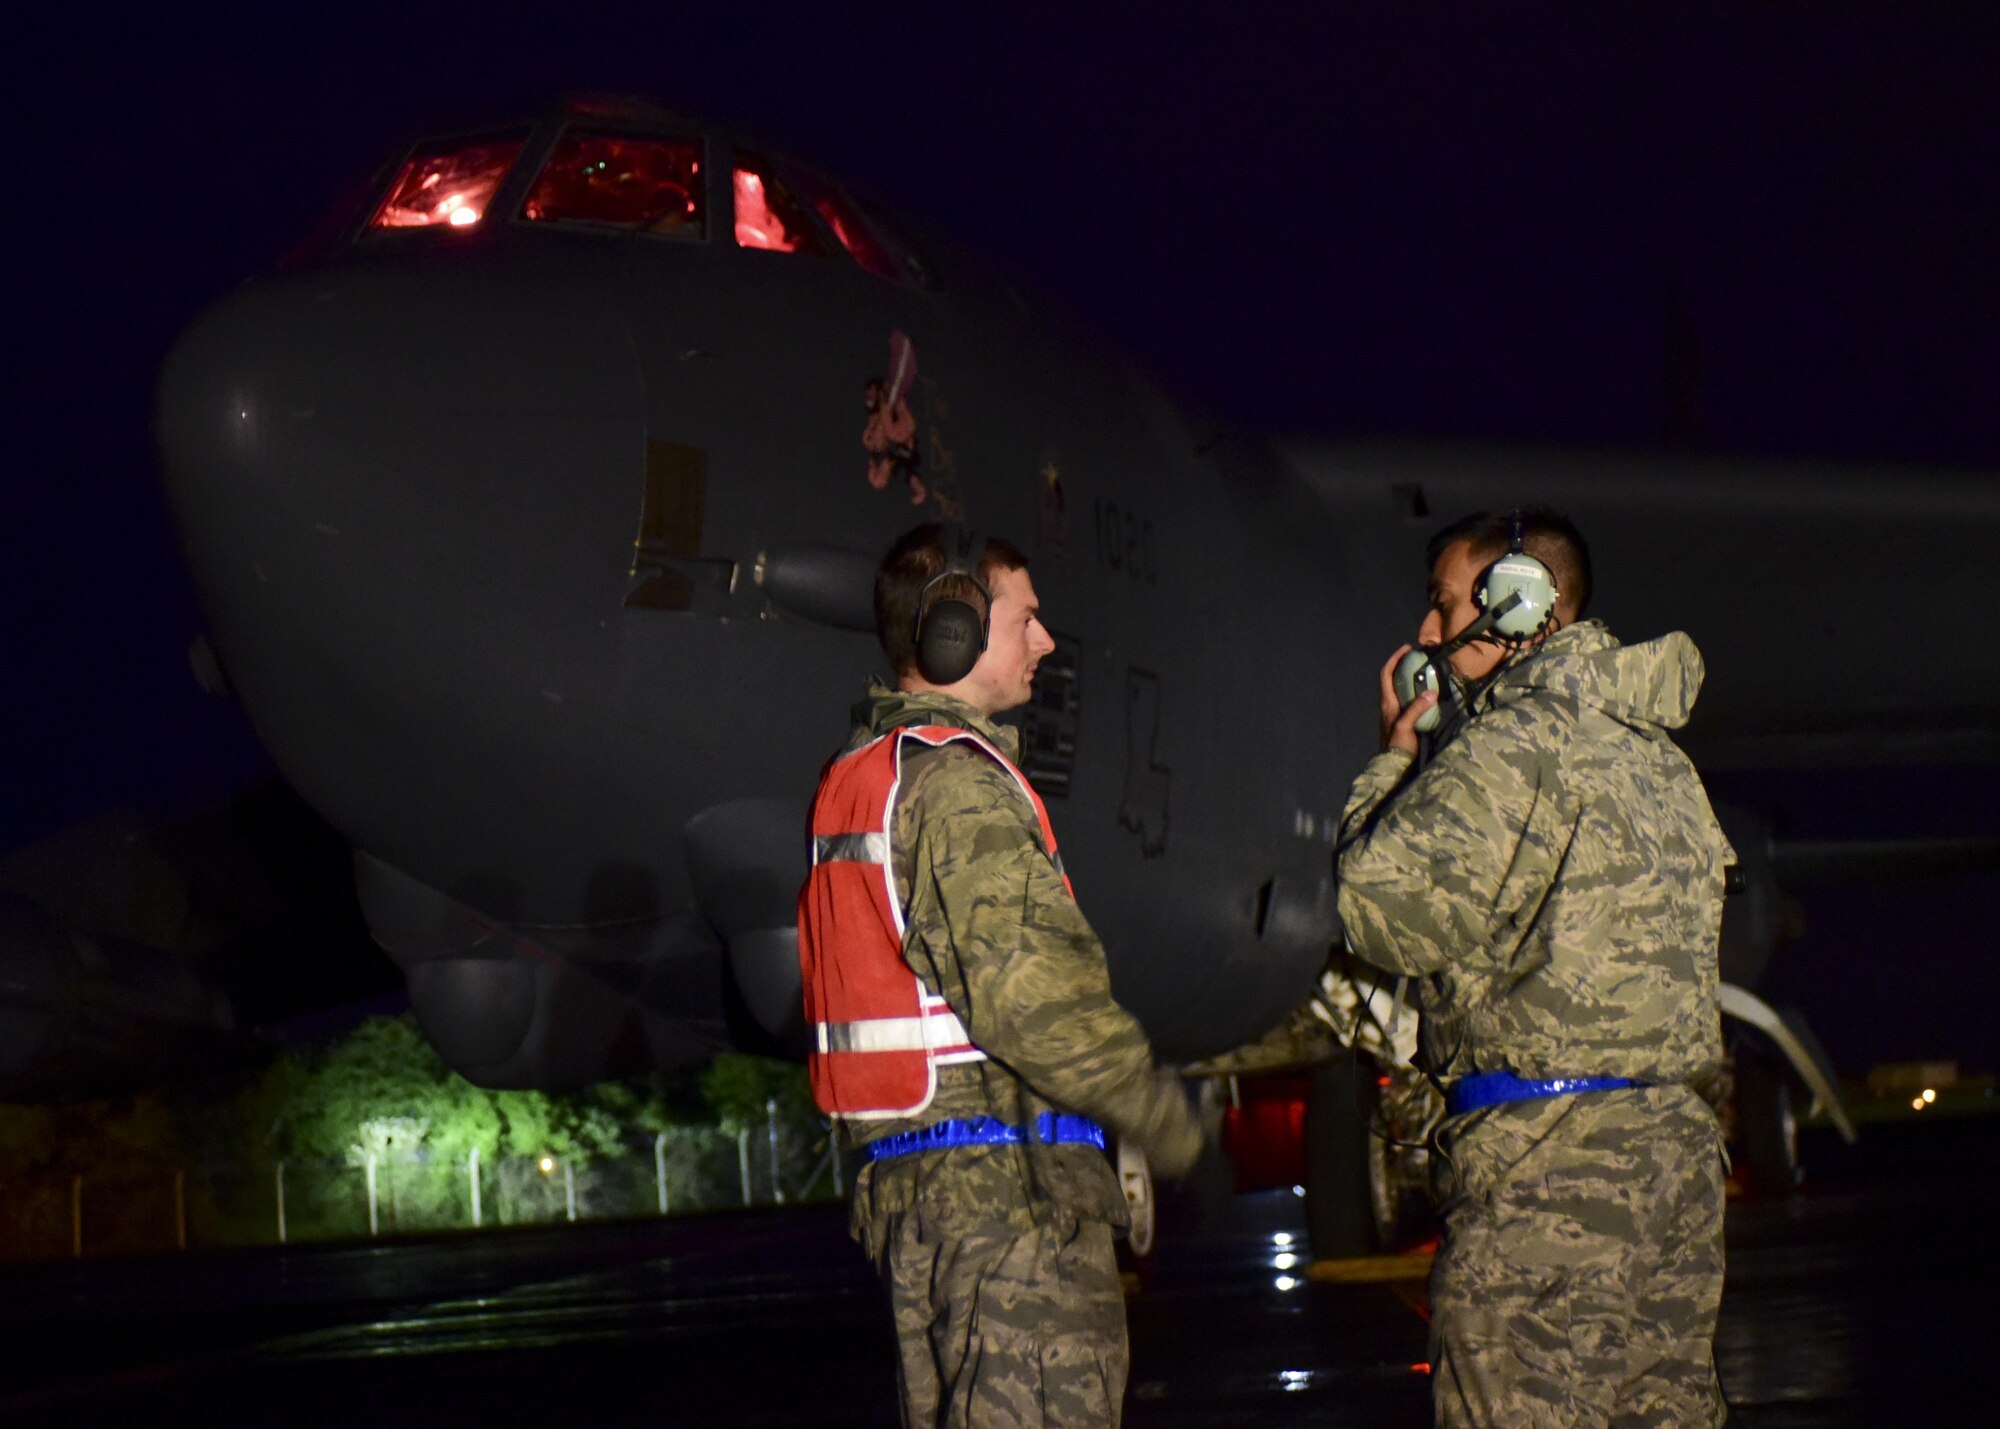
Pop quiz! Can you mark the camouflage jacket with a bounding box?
[1335,622,1733,1089]
[838,684,1200,1251]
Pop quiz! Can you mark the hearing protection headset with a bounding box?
[1393,510,1561,733]
[1471,510,1560,642]
[913,529,990,685]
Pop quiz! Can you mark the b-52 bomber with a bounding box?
[45,92,1996,1250]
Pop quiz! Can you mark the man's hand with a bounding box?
[1377,645,1437,757]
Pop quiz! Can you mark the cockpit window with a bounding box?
[846,195,939,289]
[367,134,527,231]
[732,154,823,255]
[787,170,897,279]
[523,130,705,237]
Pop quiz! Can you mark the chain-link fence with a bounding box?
[0,1102,841,1261]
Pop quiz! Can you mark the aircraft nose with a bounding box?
[154,261,648,873]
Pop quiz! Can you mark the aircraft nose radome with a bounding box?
[153,264,654,901]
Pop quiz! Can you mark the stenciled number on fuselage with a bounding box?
[1093,497,1158,585]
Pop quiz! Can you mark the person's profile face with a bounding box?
[964,566,1056,715]
[1420,539,1510,682]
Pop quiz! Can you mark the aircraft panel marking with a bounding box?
[1094,498,1158,584]
[626,440,707,610]
[1118,668,1171,857]
[1019,633,1080,799]
[862,330,922,503]
[1038,451,1069,561]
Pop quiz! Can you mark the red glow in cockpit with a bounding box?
[369,136,525,231]
[733,167,801,251]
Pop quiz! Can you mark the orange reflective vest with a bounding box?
[796,724,1075,1120]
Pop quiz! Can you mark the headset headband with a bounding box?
[912,528,989,631]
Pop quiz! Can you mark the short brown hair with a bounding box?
[875,524,1031,676]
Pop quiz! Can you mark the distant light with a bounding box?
[1279,1370,1312,1391]
[539,1155,556,1173]
[1911,1097,1926,1111]
[1922,1088,1937,1103]
[1272,1232,1294,1248]
[1273,1252,1300,1271]
[1274,1275,1300,1291]
[1410,1362,1433,1375]
[449,206,480,227]
[1292,1184,1306,1197]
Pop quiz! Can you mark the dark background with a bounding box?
[8,4,1996,1073]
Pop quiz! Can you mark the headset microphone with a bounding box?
[1391,512,1562,736]
[913,529,991,685]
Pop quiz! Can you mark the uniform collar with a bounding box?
[855,682,1024,763]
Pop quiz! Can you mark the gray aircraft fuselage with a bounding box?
[155,96,2000,1089]
[156,97,1370,1084]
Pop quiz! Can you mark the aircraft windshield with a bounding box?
[788,170,897,279]
[523,131,705,236]
[368,135,526,230]
[732,156,821,254]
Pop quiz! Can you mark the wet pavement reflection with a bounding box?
[0,1134,1989,1425]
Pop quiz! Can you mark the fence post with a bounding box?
[563,1162,577,1223]
[655,1132,669,1216]
[174,1169,187,1250]
[71,1174,82,1259]
[737,1129,752,1206]
[766,1098,786,1205]
[275,1161,287,1245]
[366,1153,379,1237]
[469,1146,482,1229]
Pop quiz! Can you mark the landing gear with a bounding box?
[1732,1035,1802,1194]
[1305,1053,1434,1260]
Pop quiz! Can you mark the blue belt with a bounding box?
[1447,1072,1648,1117]
[860,1113,1106,1163]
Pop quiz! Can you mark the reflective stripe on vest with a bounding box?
[796,724,1074,1119]
[817,1007,974,1055]
[812,831,890,866]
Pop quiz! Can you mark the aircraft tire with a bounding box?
[1734,1038,1803,1195]
[1305,1052,1382,1260]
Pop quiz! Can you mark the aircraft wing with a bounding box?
[1283,441,2000,768]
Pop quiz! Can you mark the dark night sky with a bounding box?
[8,5,1998,1069]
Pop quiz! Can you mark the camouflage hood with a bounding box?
[1484,620,1705,735]
[853,683,1024,763]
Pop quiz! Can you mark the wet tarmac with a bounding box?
[1,1126,1990,1426]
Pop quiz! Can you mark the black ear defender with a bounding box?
[913,529,990,685]
[1472,509,1560,641]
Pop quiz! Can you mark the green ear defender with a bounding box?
[1473,511,1559,640]
[1393,649,1446,733]
[1393,513,1558,738]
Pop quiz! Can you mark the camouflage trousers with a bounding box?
[1428,1085,1727,1429]
[874,1211,1127,1428]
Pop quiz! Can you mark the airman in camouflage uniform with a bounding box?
[827,527,1202,1429]
[1337,510,1733,1428]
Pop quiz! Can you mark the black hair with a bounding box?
[1425,507,1592,618]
